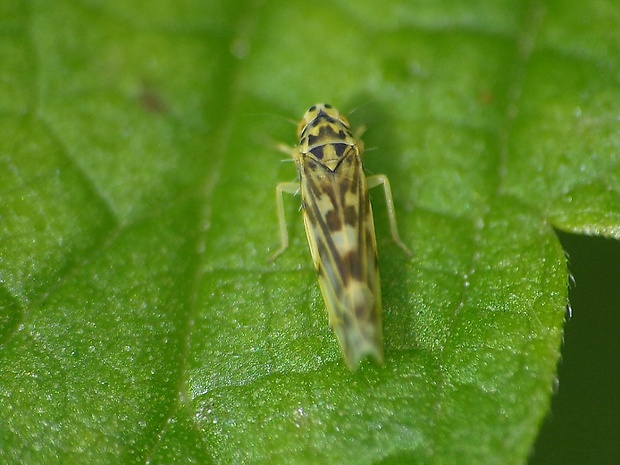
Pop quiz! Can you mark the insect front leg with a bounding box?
[367,174,412,256]
[269,181,299,261]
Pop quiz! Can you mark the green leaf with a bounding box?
[1,1,618,464]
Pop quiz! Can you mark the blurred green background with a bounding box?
[531,232,620,465]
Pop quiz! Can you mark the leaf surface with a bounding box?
[1,1,619,464]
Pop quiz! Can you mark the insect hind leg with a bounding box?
[367,174,412,256]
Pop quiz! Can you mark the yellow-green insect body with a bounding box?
[273,104,410,370]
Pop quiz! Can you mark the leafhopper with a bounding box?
[272,103,410,369]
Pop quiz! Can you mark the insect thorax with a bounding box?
[297,103,362,172]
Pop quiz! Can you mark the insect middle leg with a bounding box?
[367,175,412,256]
[269,181,299,261]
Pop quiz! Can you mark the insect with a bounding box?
[271,103,411,370]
